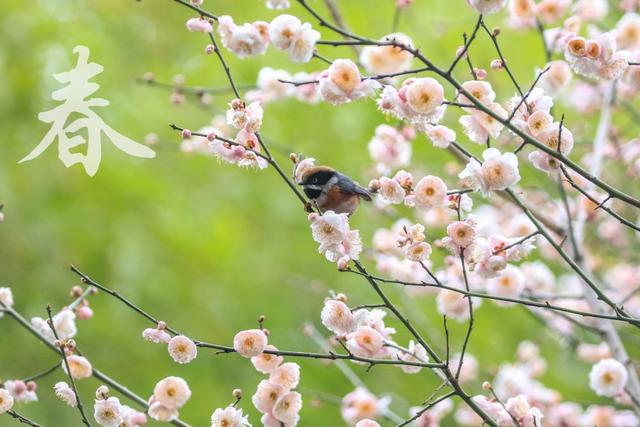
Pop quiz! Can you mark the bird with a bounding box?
[296,164,372,216]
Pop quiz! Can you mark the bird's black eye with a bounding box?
[311,177,319,184]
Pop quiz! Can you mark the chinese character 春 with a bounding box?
[19,45,155,176]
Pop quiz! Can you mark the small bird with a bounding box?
[296,165,372,215]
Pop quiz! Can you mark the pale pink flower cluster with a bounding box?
[565,32,631,80]
[247,339,302,425]
[341,388,390,425]
[442,216,478,255]
[3,380,37,404]
[604,263,640,316]
[367,124,414,174]
[470,233,535,278]
[486,264,526,305]
[269,15,320,63]
[615,12,640,50]
[449,353,479,385]
[458,81,507,144]
[396,223,432,262]
[424,124,457,148]
[210,406,251,427]
[377,78,447,132]
[148,376,191,422]
[217,16,270,59]
[246,67,295,104]
[227,99,264,133]
[319,59,380,105]
[309,211,362,268]
[577,342,611,363]
[360,33,414,75]
[372,170,412,205]
[507,88,554,140]
[459,148,521,196]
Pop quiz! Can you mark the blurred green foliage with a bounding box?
[0,1,636,426]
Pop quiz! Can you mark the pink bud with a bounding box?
[205,44,214,55]
[76,305,94,320]
[475,68,487,79]
[206,132,217,142]
[191,0,203,5]
[26,381,37,391]
[181,129,192,139]
[13,381,27,394]
[130,413,148,425]
[490,59,503,70]
[456,46,468,59]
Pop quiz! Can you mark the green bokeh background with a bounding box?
[0,1,637,426]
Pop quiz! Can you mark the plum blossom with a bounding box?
[269,15,319,63]
[341,388,390,425]
[120,405,147,427]
[436,287,473,321]
[246,68,294,104]
[449,353,479,384]
[539,60,573,95]
[251,345,284,374]
[615,13,640,50]
[443,218,477,255]
[368,124,412,174]
[210,406,251,427]
[269,362,301,390]
[505,394,544,427]
[528,122,574,173]
[319,59,380,105]
[507,88,554,139]
[321,299,357,335]
[217,16,269,58]
[226,99,263,133]
[32,309,77,343]
[309,211,362,266]
[355,420,381,427]
[577,342,612,363]
[459,148,521,196]
[565,33,631,80]
[589,358,628,397]
[142,322,171,344]
[378,78,446,132]
[508,0,538,28]
[151,376,191,411]
[406,175,448,209]
[360,33,414,75]
[186,17,213,33]
[581,405,639,427]
[574,0,608,22]
[168,335,198,364]
[64,355,93,379]
[377,176,406,205]
[272,391,302,424]
[459,103,507,144]
[346,326,386,357]
[94,396,123,427]
[397,340,429,374]
[486,265,526,306]
[0,389,13,414]
[234,329,268,358]
[54,382,77,407]
[425,124,456,148]
[253,379,286,413]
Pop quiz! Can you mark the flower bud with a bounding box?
[96,385,110,400]
[233,389,243,399]
[181,129,192,139]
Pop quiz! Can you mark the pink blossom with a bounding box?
[486,265,526,305]
[217,16,269,59]
[407,175,447,209]
[0,389,13,414]
[368,124,412,174]
[377,177,406,205]
[273,391,302,424]
[253,379,286,413]
[346,326,385,357]
[589,358,628,397]
[234,329,268,358]
[185,17,213,33]
[321,299,356,335]
[151,377,191,411]
[459,148,520,196]
[397,340,429,374]
[360,33,414,75]
[269,362,301,390]
[251,345,284,373]
[168,335,198,364]
[54,382,77,407]
[468,0,508,14]
[341,388,389,425]
[64,355,93,379]
[319,59,380,105]
[425,125,456,148]
[210,406,251,427]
